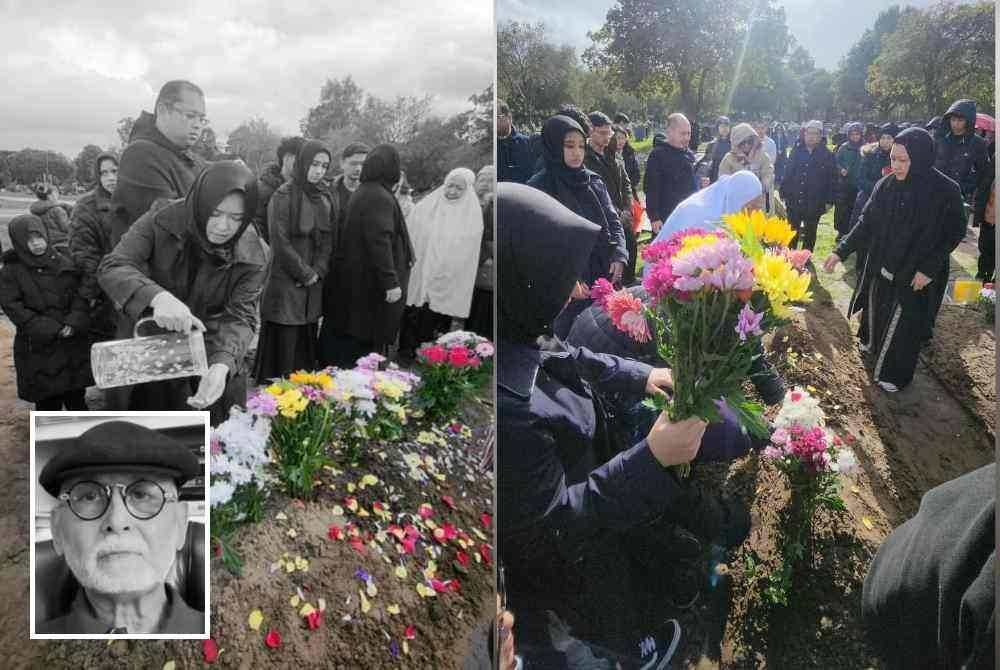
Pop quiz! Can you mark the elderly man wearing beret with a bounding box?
[37,421,203,635]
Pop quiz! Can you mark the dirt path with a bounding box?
[669,233,995,668]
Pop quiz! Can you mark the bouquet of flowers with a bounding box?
[325,354,421,461]
[415,331,495,421]
[759,387,857,605]
[978,283,995,323]
[608,212,812,474]
[210,408,273,574]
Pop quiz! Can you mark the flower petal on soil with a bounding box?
[403,640,410,655]
[248,609,264,631]
[345,497,359,512]
[265,629,282,648]
[300,603,316,617]
[405,625,416,640]
[387,604,401,615]
[862,517,874,530]
[350,537,367,555]
[416,583,436,598]
[306,610,322,630]
[290,595,300,608]
[418,503,434,519]
[203,639,220,663]
[456,550,470,567]
[332,505,344,516]
[361,474,379,487]
[480,512,492,529]
[479,544,493,566]
[163,662,175,670]
[360,590,372,614]
[395,565,408,579]
[328,525,344,541]
[441,495,456,510]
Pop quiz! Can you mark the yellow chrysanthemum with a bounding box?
[276,388,309,419]
[288,371,335,390]
[672,233,725,261]
[723,210,796,248]
[373,379,404,402]
[754,253,813,318]
[265,383,285,397]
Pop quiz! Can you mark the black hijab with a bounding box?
[93,152,118,198]
[290,140,331,234]
[9,214,66,269]
[497,183,600,344]
[360,144,401,190]
[185,160,257,263]
[876,128,939,274]
[879,122,900,140]
[893,127,936,179]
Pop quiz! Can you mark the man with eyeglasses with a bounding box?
[36,421,203,634]
[112,80,209,246]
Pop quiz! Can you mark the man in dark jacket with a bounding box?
[703,116,732,184]
[780,120,835,252]
[329,142,368,226]
[585,112,634,285]
[252,136,304,244]
[112,80,207,245]
[934,99,989,204]
[497,100,535,184]
[644,113,696,236]
[862,464,995,670]
[973,160,995,281]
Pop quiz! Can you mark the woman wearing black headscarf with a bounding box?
[498,182,712,666]
[527,115,628,339]
[99,160,271,422]
[319,144,413,368]
[69,151,119,342]
[254,140,334,381]
[0,215,92,409]
[823,128,965,392]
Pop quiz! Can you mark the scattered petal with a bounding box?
[345,497,359,512]
[479,544,493,566]
[286,528,298,539]
[347,482,357,493]
[332,505,345,516]
[389,640,400,658]
[306,610,323,630]
[248,609,264,631]
[360,590,372,614]
[405,625,417,640]
[862,517,874,530]
[202,639,220,664]
[441,495,456,510]
[456,551,470,568]
[265,629,282,649]
[163,662,176,670]
[480,512,492,529]
[387,604,401,615]
[395,565,408,579]
[290,595,301,608]
[361,474,379,487]
[366,580,378,597]
[403,640,410,655]
[328,525,344,541]
[275,512,287,521]
[299,603,316,617]
[318,597,326,612]
[350,537,367,555]
[416,583,436,598]
[418,503,434,520]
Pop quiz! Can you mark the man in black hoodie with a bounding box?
[112,80,207,245]
[644,113,696,236]
[934,99,989,204]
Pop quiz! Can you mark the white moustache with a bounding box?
[94,541,147,558]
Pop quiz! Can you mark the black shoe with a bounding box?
[637,620,681,670]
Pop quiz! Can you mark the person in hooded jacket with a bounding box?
[702,116,732,184]
[497,182,714,667]
[861,463,995,670]
[69,152,119,342]
[527,115,628,339]
[30,183,72,251]
[0,214,91,409]
[834,122,865,241]
[252,136,305,244]
[718,123,775,213]
[254,141,334,381]
[781,120,836,252]
[823,128,965,392]
[98,161,270,423]
[934,99,989,204]
[318,145,413,368]
[846,123,898,273]
[112,81,208,246]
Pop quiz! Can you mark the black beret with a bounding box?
[39,421,201,498]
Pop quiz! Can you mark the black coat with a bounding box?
[584,145,633,213]
[252,163,284,244]
[934,99,990,201]
[780,141,836,220]
[862,464,995,669]
[620,142,641,196]
[68,186,117,339]
[499,342,681,606]
[324,181,413,345]
[855,144,891,196]
[974,161,994,225]
[497,127,536,184]
[0,250,92,401]
[643,142,696,224]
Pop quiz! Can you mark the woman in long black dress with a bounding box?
[254,140,334,381]
[823,128,965,392]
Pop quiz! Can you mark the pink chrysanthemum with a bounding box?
[589,277,615,310]
[606,291,651,343]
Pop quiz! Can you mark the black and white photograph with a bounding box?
[30,412,209,638]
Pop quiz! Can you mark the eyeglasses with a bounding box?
[171,104,209,127]
[58,480,177,521]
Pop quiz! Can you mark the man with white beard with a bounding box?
[37,421,202,634]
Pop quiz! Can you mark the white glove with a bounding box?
[386,287,402,303]
[150,291,205,333]
[187,363,229,409]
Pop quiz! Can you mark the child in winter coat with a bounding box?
[0,214,91,409]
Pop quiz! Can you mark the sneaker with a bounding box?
[877,381,899,393]
[638,620,681,670]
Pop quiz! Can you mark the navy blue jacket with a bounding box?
[643,142,696,224]
[780,141,836,220]
[498,127,536,184]
[934,99,990,201]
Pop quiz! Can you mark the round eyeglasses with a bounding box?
[58,480,178,521]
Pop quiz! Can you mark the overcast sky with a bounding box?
[0,0,494,158]
[498,0,971,72]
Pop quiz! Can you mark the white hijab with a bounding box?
[406,167,484,318]
[650,171,762,245]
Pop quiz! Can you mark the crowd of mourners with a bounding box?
[0,80,495,423]
[496,96,994,669]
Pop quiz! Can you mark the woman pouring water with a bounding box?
[98,161,271,422]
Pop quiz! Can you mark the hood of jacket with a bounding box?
[29,200,64,216]
[943,99,977,134]
[128,110,192,156]
[259,163,284,191]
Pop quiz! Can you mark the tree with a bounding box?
[117,117,135,148]
[833,6,903,118]
[225,118,282,173]
[7,149,73,185]
[802,69,835,120]
[869,1,994,118]
[498,21,577,130]
[787,44,815,77]
[585,0,759,120]
[74,144,105,185]
[300,76,366,139]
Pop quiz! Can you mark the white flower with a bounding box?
[773,387,826,430]
[833,449,858,476]
[209,480,236,508]
[436,330,486,347]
